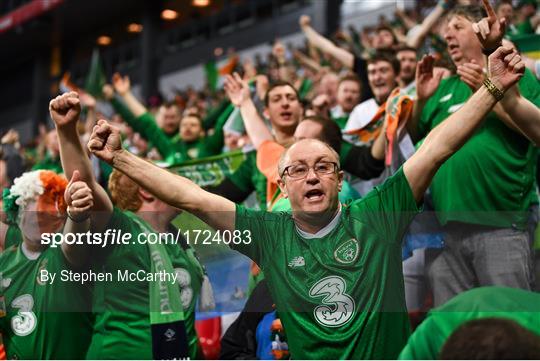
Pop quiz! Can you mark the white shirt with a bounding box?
[343,98,380,132]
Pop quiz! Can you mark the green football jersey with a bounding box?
[418,70,540,229]
[233,168,420,359]
[86,208,201,359]
[0,245,93,359]
[399,287,540,359]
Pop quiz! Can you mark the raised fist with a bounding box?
[49,92,81,128]
[87,119,124,164]
[488,46,525,92]
[299,15,311,28]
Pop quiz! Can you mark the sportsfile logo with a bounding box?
[288,256,305,268]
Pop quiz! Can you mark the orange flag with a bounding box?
[384,88,414,166]
[344,102,386,145]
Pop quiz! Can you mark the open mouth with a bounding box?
[281,111,293,120]
[304,189,325,201]
[448,44,460,53]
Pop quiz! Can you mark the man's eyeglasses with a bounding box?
[281,161,339,179]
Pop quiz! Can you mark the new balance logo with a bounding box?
[164,328,176,340]
[288,256,305,268]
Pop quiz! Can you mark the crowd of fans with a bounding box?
[1,0,540,359]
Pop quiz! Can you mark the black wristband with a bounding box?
[482,44,502,56]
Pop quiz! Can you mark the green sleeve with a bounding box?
[136,113,177,159]
[232,205,282,265]
[201,103,235,156]
[349,167,421,243]
[516,19,534,35]
[110,98,138,130]
[228,152,256,193]
[203,99,231,130]
[519,68,540,108]
[298,78,313,99]
[110,98,180,160]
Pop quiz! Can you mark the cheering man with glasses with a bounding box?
[281,161,338,179]
[87,47,525,359]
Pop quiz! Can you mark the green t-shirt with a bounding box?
[418,71,540,229]
[228,151,267,210]
[0,245,93,359]
[86,208,201,359]
[233,168,420,359]
[399,286,540,359]
[248,180,361,294]
[516,18,535,36]
[31,153,63,174]
[333,115,349,130]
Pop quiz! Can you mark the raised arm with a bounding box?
[49,92,113,230]
[499,86,540,146]
[407,55,445,143]
[80,92,97,137]
[407,1,448,49]
[404,47,525,202]
[106,83,178,161]
[299,15,354,69]
[472,0,540,142]
[293,49,323,73]
[395,8,418,31]
[112,73,147,117]
[88,120,236,231]
[472,0,506,53]
[224,73,273,149]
